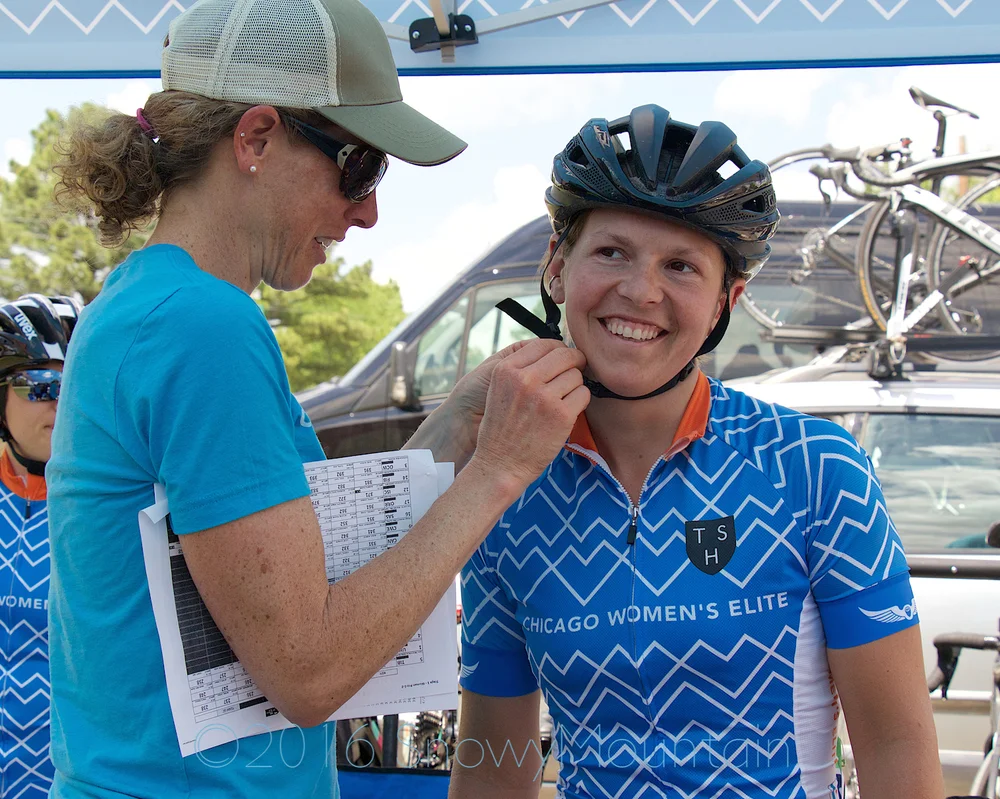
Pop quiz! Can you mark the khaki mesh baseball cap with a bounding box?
[160,0,466,165]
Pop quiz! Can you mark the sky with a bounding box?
[3,62,1000,311]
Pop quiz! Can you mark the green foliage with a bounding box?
[0,105,146,302]
[1,105,405,392]
[258,259,405,392]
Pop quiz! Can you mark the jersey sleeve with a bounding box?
[460,531,538,697]
[116,285,316,534]
[803,419,918,649]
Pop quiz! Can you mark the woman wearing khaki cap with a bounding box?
[47,0,589,796]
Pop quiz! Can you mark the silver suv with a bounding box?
[728,360,1000,794]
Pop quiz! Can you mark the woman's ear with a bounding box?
[712,277,746,327]
[234,105,283,174]
[546,233,568,304]
[728,279,746,310]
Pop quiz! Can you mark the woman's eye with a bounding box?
[597,247,624,260]
[668,260,695,273]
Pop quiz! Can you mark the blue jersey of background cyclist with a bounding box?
[0,461,51,798]
[46,245,336,799]
[460,377,917,799]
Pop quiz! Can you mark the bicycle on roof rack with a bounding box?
[746,86,1000,364]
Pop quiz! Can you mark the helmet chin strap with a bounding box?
[495,230,731,401]
[0,426,47,477]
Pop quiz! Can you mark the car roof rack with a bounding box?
[759,325,1000,380]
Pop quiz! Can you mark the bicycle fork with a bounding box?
[886,205,920,341]
[896,184,1000,334]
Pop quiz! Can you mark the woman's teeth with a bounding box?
[604,318,663,341]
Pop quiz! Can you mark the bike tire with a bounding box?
[855,167,1000,361]
[927,175,1000,338]
[739,150,869,330]
[969,744,999,798]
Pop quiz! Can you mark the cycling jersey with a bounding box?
[0,451,51,799]
[460,373,917,799]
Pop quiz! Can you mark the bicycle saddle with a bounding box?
[909,85,980,119]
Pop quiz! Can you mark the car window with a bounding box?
[708,305,817,381]
[463,281,542,376]
[413,295,469,397]
[856,413,1000,552]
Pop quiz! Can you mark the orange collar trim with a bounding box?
[0,449,47,500]
[567,371,711,460]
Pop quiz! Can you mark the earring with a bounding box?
[240,132,246,138]
[249,165,257,174]
[546,274,559,294]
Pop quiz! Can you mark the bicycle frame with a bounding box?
[888,150,1000,186]
[893,182,1000,335]
[816,154,1000,336]
[928,628,1000,798]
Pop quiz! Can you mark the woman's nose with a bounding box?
[616,262,663,304]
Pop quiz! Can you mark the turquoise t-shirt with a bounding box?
[46,245,336,798]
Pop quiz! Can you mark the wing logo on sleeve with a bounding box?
[859,599,918,624]
[460,660,478,680]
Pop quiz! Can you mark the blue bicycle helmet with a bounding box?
[0,294,80,376]
[547,104,779,280]
[497,106,780,400]
[0,294,82,474]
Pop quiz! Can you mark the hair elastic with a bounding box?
[136,108,156,139]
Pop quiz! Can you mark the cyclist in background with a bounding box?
[0,295,80,798]
[452,106,943,799]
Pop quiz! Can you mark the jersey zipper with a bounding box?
[626,505,639,545]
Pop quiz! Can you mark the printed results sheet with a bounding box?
[139,449,458,757]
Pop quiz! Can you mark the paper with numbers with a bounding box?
[139,449,458,757]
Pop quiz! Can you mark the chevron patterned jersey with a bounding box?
[0,459,51,799]
[460,376,916,799]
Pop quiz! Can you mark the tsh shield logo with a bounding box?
[685,516,737,575]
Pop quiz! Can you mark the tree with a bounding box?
[0,105,146,302]
[1,105,405,392]
[257,259,404,392]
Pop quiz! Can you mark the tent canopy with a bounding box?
[1,0,998,78]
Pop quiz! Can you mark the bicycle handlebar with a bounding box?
[927,666,948,693]
[809,163,872,201]
[934,632,1000,652]
[928,633,1000,698]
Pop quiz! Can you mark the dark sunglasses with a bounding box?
[5,368,61,402]
[289,119,388,203]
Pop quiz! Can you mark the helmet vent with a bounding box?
[718,160,739,181]
[567,144,588,167]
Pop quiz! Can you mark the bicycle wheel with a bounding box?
[856,167,1000,360]
[969,744,999,798]
[927,175,1000,337]
[740,150,871,330]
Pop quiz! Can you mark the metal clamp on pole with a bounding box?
[409,13,478,54]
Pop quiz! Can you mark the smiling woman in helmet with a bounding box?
[0,294,80,799]
[451,106,942,799]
